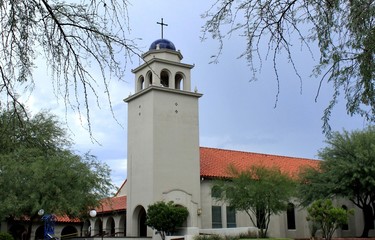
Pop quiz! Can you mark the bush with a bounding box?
[194,234,240,240]
[0,232,14,240]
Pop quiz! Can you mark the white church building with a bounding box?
[2,38,372,240]
[88,38,369,239]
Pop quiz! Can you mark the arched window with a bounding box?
[287,203,296,230]
[175,73,184,90]
[137,76,145,91]
[146,71,153,87]
[160,70,170,87]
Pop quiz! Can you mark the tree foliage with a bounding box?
[0,106,114,240]
[202,0,375,133]
[145,201,189,240]
[307,199,352,240]
[213,164,296,238]
[0,0,139,135]
[0,232,14,240]
[298,126,375,237]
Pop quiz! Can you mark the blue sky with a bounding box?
[26,0,367,189]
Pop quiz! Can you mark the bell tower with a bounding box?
[124,38,202,237]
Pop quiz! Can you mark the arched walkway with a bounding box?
[34,226,44,240]
[105,217,115,236]
[60,226,78,239]
[9,224,27,240]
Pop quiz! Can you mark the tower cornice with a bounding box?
[124,85,202,103]
[132,58,194,73]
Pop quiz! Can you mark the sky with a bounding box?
[26,0,368,189]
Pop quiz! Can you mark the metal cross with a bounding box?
[157,18,168,39]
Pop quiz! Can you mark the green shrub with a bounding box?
[0,232,14,240]
[239,229,258,239]
[194,234,239,240]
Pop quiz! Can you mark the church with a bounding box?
[86,38,369,239]
[2,38,372,240]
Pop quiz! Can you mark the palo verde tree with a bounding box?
[213,164,296,238]
[307,199,352,240]
[202,0,375,133]
[145,201,189,240]
[0,106,114,240]
[298,126,375,237]
[0,0,140,135]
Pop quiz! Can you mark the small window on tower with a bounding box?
[160,70,169,87]
[175,73,184,90]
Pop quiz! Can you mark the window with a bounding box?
[160,70,169,87]
[175,73,184,90]
[226,206,236,228]
[212,206,222,228]
[287,203,296,230]
[211,186,221,198]
[341,205,349,230]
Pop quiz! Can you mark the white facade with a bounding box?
[122,38,374,239]
[124,39,202,237]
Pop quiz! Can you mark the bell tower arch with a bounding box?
[125,38,202,237]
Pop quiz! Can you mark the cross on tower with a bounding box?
[157,18,168,39]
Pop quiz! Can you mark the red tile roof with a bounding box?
[200,147,320,178]
[55,215,81,223]
[97,196,127,213]
[96,147,320,214]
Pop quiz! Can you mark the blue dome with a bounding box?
[149,39,176,51]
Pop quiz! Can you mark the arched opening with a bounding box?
[93,218,103,237]
[137,75,145,91]
[119,214,126,236]
[34,226,44,240]
[175,73,184,90]
[139,208,147,237]
[106,217,115,236]
[287,203,296,230]
[60,226,78,239]
[132,205,147,237]
[160,70,170,87]
[9,223,27,240]
[147,71,153,87]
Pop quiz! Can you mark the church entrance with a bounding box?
[138,207,147,237]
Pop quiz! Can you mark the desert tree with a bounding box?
[0,0,140,136]
[202,0,375,133]
[298,126,375,237]
[145,201,189,240]
[307,199,353,240]
[0,106,114,240]
[213,164,296,238]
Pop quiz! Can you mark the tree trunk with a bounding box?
[361,205,373,237]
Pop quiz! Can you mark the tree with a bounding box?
[298,126,375,237]
[202,0,375,133]
[0,106,114,240]
[0,1,140,135]
[213,164,296,238]
[145,201,189,240]
[307,199,352,240]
